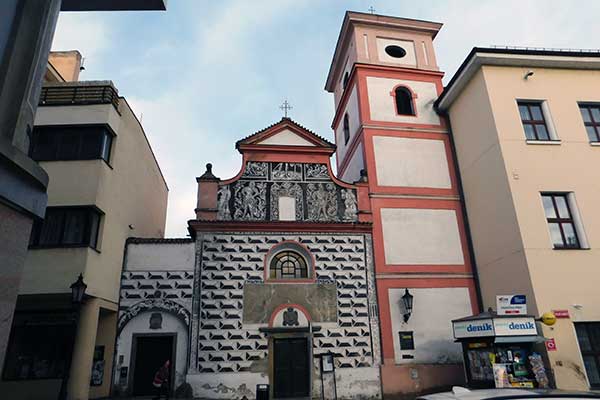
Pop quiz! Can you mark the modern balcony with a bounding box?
[39,80,119,111]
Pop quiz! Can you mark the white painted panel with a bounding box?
[366,77,440,125]
[381,208,465,265]
[258,129,315,146]
[373,136,451,188]
[278,196,296,221]
[341,143,365,184]
[126,242,195,271]
[389,287,472,364]
[35,104,121,134]
[335,86,361,162]
[376,38,417,66]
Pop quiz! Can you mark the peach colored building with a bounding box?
[326,12,478,397]
[437,47,600,391]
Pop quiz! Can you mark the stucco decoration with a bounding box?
[270,181,303,221]
[233,181,267,221]
[305,163,329,180]
[117,297,191,333]
[242,162,268,179]
[272,162,303,180]
[307,183,337,221]
[341,189,358,221]
[217,185,231,220]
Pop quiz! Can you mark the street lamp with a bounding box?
[58,274,87,400]
[401,288,414,323]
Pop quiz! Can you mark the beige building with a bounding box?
[0,51,168,400]
[437,47,600,390]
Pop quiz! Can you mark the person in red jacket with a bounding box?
[152,360,170,400]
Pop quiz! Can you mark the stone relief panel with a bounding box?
[217,162,359,223]
[193,233,378,374]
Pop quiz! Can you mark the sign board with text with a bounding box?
[496,295,527,315]
[453,319,495,339]
[494,317,537,336]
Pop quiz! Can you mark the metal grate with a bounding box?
[39,84,119,110]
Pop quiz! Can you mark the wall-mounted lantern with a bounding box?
[402,288,414,323]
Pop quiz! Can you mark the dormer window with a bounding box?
[343,113,350,144]
[394,86,415,116]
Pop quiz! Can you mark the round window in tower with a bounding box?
[385,45,407,58]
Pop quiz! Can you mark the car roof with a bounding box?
[418,387,600,400]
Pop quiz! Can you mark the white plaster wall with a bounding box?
[114,312,189,391]
[340,143,365,184]
[376,38,417,67]
[381,208,465,265]
[258,129,315,146]
[366,76,440,124]
[388,287,472,364]
[373,136,451,188]
[335,85,361,163]
[333,366,381,399]
[126,242,195,271]
[187,372,267,399]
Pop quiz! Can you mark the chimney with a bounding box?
[48,50,83,82]
[195,163,220,220]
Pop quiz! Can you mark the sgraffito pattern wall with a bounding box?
[190,233,380,374]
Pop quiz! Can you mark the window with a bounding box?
[29,206,101,249]
[343,114,350,145]
[575,323,600,389]
[3,322,74,380]
[30,125,114,162]
[270,251,308,279]
[394,87,415,116]
[541,194,580,249]
[518,101,550,141]
[579,104,600,142]
[385,45,407,58]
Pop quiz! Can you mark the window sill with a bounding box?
[526,140,561,145]
[552,247,590,251]
[590,142,600,146]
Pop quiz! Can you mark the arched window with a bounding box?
[270,250,308,279]
[394,86,415,116]
[343,113,350,144]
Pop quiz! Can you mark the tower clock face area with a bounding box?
[385,45,407,58]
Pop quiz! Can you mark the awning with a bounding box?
[494,335,546,344]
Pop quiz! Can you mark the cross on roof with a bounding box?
[368,6,376,14]
[280,100,293,118]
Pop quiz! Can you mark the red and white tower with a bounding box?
[326,12,479,396]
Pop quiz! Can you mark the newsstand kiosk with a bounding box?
[452,311,550,389]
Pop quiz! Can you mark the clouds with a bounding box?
[51,0,600,237]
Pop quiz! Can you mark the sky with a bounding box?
[51,0,600,238]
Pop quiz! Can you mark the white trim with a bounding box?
[567,192,590,249]
[590,142,600,146]
[526,140,562,145]
[541,101,559,140]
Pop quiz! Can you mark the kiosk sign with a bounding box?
[453,319,495,338]
[494,317,538,336]
[496,295,527,315]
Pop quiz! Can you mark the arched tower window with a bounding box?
[267,242,313,280]
[394,86,415,116]
[343,113,350,145]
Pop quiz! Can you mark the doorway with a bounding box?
[273,337,311,398]
[131,334,176,396]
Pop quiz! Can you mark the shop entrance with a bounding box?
[273,337,310,398]
[131,334,175,396]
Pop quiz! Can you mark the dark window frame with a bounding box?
[541,193,581,249]
[575,322,600,389]
[579,103,600,143]
[29,124,115,164]
[343,113,350,145]
[29,206,103,250]
[394,86,415,116]
[269,250,309,280]
[517,101,552,141]
[342,71,350,90]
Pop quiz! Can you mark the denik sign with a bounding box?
[453,319,495,338]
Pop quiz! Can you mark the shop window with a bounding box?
[575,323,600,388]
[30,125,114,163]
[541,193,581,249]
[29,206,102,249]
[267,242,313,280]
[579,103,600,142]
[394,87,415,116]
[3,323,74,380]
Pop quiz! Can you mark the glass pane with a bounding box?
[555,196,570,218]
[62,209,87,245]
[79,130,103,159]
[586,126,599,142]
[523,124,536,140]
[31,130,58,161]
[580,107,592,123]
[101,132,113,161]
[591,107,600,123]
[589,324,600,350]
[562,223,579,247]
[530,105,544,121]
[57,131,80,160]
[535,124,550,140]
[577,325,592,351]
[548,223,564,247]
[542,196,556,218]
[89,212,100,248]
[583,356,600,385]
[39,210,64,245]
[518,104,531,121]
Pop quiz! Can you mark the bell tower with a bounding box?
[326,11,478,397]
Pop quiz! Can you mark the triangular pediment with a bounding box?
[236,118,336,151]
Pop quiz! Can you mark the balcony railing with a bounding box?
[39,82,119,111]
